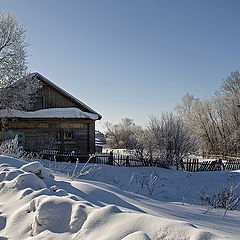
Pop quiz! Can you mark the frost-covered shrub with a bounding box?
[199,182,240,216]
[137,172,159,196]
[0,135,21,156]
[71,155,99,180]
[0,135,41,162]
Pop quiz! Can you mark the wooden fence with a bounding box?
[38,151,169,168]
[94,154,170,168]
[38,150,240,172]
[183,158,240,172]
[185,159,199,172]
[95,154,142,166]
[225,159,240,170]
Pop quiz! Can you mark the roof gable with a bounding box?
[29,72,102,120]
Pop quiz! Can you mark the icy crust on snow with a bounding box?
[0,156,222,240]
[0,107,98,120]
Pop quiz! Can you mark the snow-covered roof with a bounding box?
[0,108,99,120]
[24,72,102,120]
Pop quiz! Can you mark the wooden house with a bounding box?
[0,73,102,155]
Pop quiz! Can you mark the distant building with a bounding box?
[95,130,106,153]
[0,72,102,155]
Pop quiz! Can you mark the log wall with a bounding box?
[5,119,95,154]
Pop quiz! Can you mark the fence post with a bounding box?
[106,151,113,165]
[126,155,130,167]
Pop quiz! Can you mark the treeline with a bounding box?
[105,113,195,164]
[176,70,240,156]
[105,70,240,161]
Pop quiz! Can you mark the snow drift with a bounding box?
[0,155,223,240]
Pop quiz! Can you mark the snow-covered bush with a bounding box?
[199,189,217,214]
[0,135,41,162]
[199,182,240,217]
[0,135,21,156]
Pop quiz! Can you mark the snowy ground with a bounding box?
[0,155,239,239]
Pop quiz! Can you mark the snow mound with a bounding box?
[76,205,216,240]
[0,161,55,191]
[20,161,55,186]
[14,172,46,190]
[0,167,24,182]
[21,161,43,176]
[30,196,73,235]
[121,231,151,240]
[0,166,46,191]
[28,196,92,236]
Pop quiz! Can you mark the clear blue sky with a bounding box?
[1,0,240,131]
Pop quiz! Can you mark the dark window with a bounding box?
[64,132,73,140]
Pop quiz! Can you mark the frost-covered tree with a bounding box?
[176,70,240,156]
[0,11,41,112]
[105,118,142,149]
[105,114,195,164]
[147,112,196,163]
[0,74,41,111]
[129,127,154,161]
[176,94,224,154]
[220,70,240,95]
[0,11,28,87]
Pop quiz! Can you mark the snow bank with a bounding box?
[0,107,99,120]
[0,156,226,239]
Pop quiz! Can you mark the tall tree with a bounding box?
[0,11,28,87]
[0,11,41,112]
